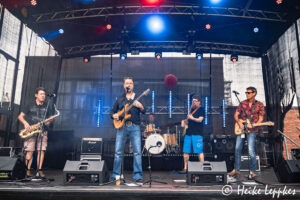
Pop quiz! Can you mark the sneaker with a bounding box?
[228,169,240,176]
[38,170,45,178]
[244,171,257,178]
[26,170,32,177]
[135,179,143,186]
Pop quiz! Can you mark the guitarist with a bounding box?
[228,86,265,178]
[180,95,204,173]
[111,77,145,184]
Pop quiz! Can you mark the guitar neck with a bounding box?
[125,93,145,112]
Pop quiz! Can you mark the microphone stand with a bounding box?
[232,92,257,181]
[143,145,167,187]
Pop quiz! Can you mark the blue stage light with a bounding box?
[210,0,222,4]
[196,53,203,60]
[204,96,208,125]
[58,29,64,34]
[147,15,164,34]
[120,53,127,60]
[96,100,101,127]
[253,27,259,33]
[222,99,226,128]
[169,90,172,118]
[151,91,155,113]
[187,93,191,113]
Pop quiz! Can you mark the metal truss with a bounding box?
[102,106,222,115]
[33,5,287,23]
[64,40,260,57]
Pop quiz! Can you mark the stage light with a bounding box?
[230,54,238,63]
[210,0,222,4]
[253,27,259,33]
[205,24,211,30]
[58,29,64,34]
[196,53,203,60]
[151,91,155,113]
[147,15,164,34]
[83,56,90,63]
[96,100,102,127]
[31,0,37,6]
[42,29,64,40]
[143,0,162,5]
[222,99,226,128]
[276,0,282,5]
[187,93,191,113]
[155,52,162,60]
[169,90,172,118]
[106,24,112,30]
[204,96,208,125]
[120,53,127,60]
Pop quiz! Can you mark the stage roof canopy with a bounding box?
[3,0,300,57]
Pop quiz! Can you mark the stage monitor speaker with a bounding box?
[0,157,26,180]
[187,161,227,186]
[63,160,109,185]
[277,160,300,183]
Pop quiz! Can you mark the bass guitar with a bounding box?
[234,119,274,135]
[113,88,150,129]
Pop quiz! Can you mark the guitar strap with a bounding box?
[250,100,257,123]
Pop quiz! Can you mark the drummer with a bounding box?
[144,113,161,137]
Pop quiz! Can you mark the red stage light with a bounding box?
[106,24,112,30]
[143,0,162,5]
[31,0,37,6]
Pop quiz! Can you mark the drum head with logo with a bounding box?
[145,134,165,154]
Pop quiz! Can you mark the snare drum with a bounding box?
[145,134,165,154]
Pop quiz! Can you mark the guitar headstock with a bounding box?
[143,88,151,96]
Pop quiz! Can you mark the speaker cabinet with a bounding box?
[0,157,26,180]
[63,160,109,185]
[187,161,227,186]
[277,160,300,183]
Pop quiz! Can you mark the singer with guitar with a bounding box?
[228,87,265,178]
[180,95,204,173]
[111,77,146,185]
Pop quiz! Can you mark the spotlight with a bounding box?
[276,0,282,5]
[210,0,222,4]
[155,52,162,60]
[147,15,165,34]
[143,0,162,5]
[83,56,90,63]
[58,29,64,34]
[230,54,238,63]
[106,24,112,30]
[253,27,259,33]
[205,24,211,30]
[196,53,203,60]
[31,0,37,6]
[120,53,127,60]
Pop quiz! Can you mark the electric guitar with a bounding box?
[234,119,274,135]
[113,88,150,129]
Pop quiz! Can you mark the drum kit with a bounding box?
[143,122,181,155]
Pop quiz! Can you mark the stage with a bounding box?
[0,168,299,200]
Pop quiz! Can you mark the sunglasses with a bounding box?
[245,92,255,94]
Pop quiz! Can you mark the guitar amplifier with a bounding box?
[187,161,227,186]
[240,156,260,171]
[81,138,102,155]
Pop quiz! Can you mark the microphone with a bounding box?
[126,87,130,92]
[232,90,240,95]
[47,93,56,97]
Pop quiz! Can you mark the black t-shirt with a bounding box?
[21,101,54,125]
[186,107,204,136]
[110,93,146,125]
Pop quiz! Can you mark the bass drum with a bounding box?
[145,134,165,154]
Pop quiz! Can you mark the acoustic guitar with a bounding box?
[234,119,274,135]
[113,88,150,129]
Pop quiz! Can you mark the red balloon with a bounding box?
[164,74,178,89]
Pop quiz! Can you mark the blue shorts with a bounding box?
[183,135,203,154]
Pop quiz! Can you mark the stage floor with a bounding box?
[0,168,300,200]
